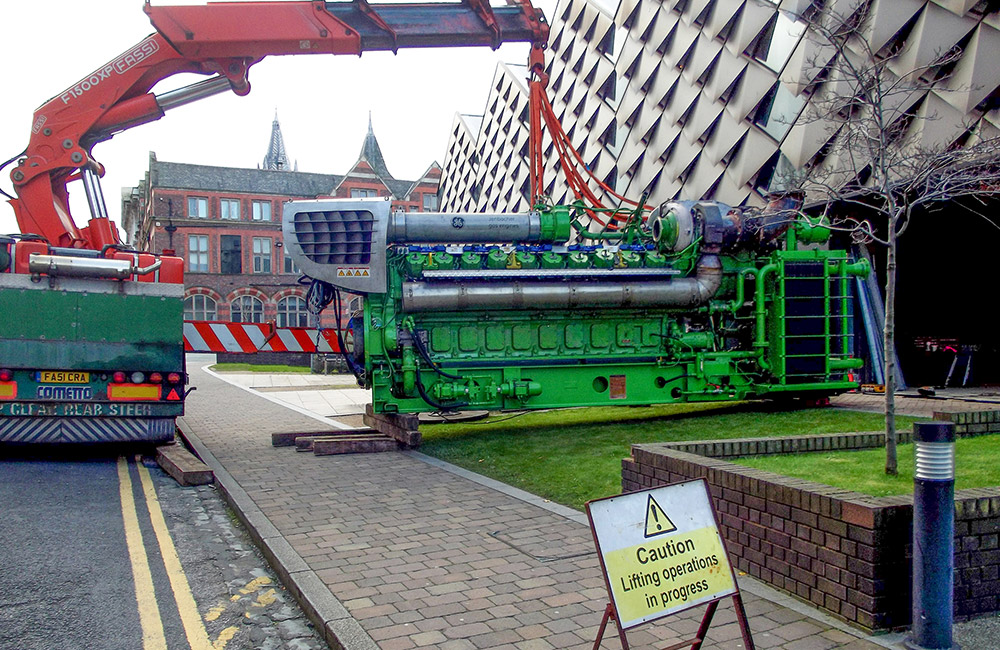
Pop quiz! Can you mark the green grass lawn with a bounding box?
[420,403,917,511]
[211,363,312,373]
[734,435,1000,497]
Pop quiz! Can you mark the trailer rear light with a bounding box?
[149,372,163,383]
[0,378,15,400]
[0,369,12,381]
[130,371,145,384]
[107,384,162,401]
[167,373,182,384]
[113,371,127,383]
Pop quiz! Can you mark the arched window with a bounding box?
[277,296,309,328]
[231,295,264,323]
[184,295,217,321]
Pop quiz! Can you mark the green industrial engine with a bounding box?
[283,196,869,414]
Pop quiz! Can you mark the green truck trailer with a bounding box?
[0,242,186,443]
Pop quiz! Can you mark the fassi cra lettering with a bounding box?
[59,39,159,104]
[113,39,160,74]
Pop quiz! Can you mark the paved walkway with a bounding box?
[218,369,1000,423]
[831,388,1000,417]
[177,358,929,650]
[215,372,370,417]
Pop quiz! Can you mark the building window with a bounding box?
[253,238,272,273]
[422,193,438,211]
[350,188,378,198]
[184,295,217,321]
[220,235,242,274]
[188,197,208,218]
[750,12,805,74]
[220,198,240,220]
[283,252,299,274]
[252,200,271,221]
[188,235,208,272]
[231,296,264,323]
[754,82,806,142]
[277,296,309,328]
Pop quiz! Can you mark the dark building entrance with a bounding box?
[869,202,999,388]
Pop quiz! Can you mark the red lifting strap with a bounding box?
[526,45,651,228]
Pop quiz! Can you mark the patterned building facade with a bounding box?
[122,118,441,329]
[439,0,1000,211]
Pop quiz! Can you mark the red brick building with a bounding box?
[122,117,440,331]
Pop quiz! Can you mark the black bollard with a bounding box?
[905,421,957,650]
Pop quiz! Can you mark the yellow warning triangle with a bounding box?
[644,494,677,538]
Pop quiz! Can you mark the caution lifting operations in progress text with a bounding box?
[587,480,738,629]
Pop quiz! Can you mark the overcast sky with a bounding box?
[0,0,552,237]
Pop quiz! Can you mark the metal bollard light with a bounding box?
[905,421,957,650]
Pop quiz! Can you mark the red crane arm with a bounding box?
[8,0,548,250]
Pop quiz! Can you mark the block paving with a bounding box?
[179,360,890,650]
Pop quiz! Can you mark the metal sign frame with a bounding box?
[585,478,755,650]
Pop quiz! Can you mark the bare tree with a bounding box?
[782,1,1000,474]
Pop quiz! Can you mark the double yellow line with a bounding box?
[117,456,214,650]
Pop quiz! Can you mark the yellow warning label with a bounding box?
[336,267,371,278]
[603,526,735,625]
[644,495,676,538]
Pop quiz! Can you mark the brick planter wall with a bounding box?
[621,410,1000,632]
[216,351,310,366]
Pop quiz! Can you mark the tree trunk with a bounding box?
[884,224,898,475]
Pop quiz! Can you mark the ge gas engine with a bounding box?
[283,197,868,414]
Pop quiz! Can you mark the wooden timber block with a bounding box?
[363,404,421,448]
[156,444,214,486]
[272,428,371,447]
[313,434,400,456]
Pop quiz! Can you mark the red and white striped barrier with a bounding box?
[183,321,342,354]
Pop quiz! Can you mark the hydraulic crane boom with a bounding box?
[7,0,548,250]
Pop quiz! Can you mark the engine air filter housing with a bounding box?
[282,198,390,294]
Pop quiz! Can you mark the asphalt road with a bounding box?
[0,457,145,649]
[0,448,327,650]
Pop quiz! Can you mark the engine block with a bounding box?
[284,197,868,414]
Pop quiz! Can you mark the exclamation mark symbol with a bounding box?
[644,495,676,538]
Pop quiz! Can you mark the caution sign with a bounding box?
[336,267,370,278]
[586,480,738,630]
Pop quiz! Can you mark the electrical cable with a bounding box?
[0,149,26,201]
[461,410,531,425]
[414,369,468,410]
[0,149,28,201]
[304,277,335,314]
[331,286,365,382]
[303,278,365,383]
[405,322,472,409]
[410,326,464,381]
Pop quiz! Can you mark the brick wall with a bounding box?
[216,352,310,366]
[621,411,1000,632]
[934,410,1000,436]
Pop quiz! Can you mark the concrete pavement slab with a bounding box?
[180,360,942,649]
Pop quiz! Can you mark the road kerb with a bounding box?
[176,418,375,650]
